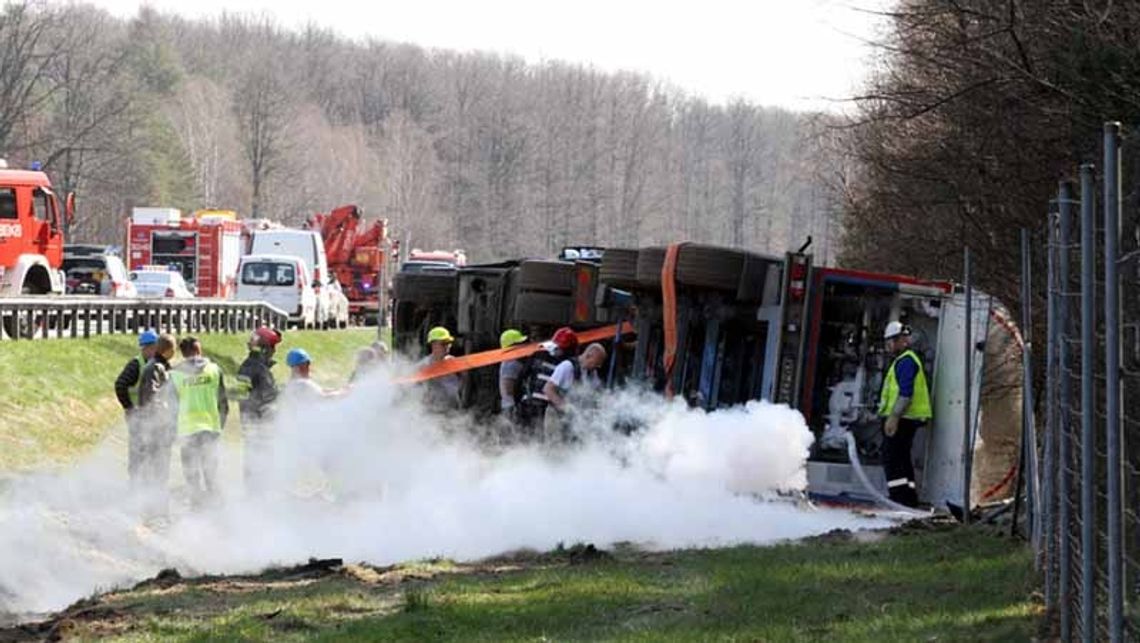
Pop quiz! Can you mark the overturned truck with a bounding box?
[393,243,1022,513]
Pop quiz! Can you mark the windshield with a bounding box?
[242,262,296,286]
[63,258,105,273]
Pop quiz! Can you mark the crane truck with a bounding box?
[305,204,394,326]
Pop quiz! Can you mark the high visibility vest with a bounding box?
[128,354,146,406]
[170,363,223,436]
[878,349,932,420]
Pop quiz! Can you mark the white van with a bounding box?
[248,229,330,324]
[234,254,316,328]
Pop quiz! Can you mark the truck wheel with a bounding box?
[635,247,667,289]
[394,272,458,306]
[516,260,575,295]
[674,244,747,292]
[599,248,640,290]
[512,292,575,326]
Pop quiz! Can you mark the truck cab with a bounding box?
[0,166,67,298]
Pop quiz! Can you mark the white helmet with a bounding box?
[883,321,908,340]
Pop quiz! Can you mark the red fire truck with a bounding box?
[125,208,243,298]
[0,161,73,337]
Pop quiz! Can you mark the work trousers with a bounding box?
[138,420,174,518]
[181,431,220,508]
[126,413,145,488]
[883,418,924,507]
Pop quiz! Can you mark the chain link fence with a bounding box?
[1038,122,1139,642]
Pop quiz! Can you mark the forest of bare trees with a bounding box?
[0,2,842,264]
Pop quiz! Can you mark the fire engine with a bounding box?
[305,204,395,326]
[0,160,74,337]
[125,208,243,298]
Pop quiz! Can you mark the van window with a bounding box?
[242,261,296,286]
[0,189,15,219]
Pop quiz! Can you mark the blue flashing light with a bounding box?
[29,161,42,171]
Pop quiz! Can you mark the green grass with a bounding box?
[0,329,381,471]
[42,525,1038,642]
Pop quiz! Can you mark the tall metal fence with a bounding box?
[1038,122,1139,642]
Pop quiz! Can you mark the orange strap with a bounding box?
[661,243,683,399]
[395,322,635,384]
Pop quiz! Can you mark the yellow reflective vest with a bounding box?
[878,349,932,420]
[170,362,223,435]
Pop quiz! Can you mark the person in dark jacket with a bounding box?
[137,333,176,518]
[115,329,159,488]
[237,327,282,494]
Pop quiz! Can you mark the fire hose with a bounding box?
[844,432,931,517]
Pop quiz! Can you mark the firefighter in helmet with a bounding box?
[237,326,282,494]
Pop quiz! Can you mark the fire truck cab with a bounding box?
[0,165,69,298]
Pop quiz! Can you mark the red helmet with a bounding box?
[250,327,282,349]
[551,327,579,353]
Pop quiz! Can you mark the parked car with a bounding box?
[129,268,194,299]
[62,253,136,297]
[234,254,317,328]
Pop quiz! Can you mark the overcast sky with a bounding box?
[94,0,892,112]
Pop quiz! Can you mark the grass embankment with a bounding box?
[0,329,379,471]
[15,523,1038,642]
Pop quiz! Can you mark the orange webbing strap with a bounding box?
[661,243,683,399]
[395,322,635,384]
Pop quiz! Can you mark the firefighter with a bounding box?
[542,342,607,441]
[238,327,282,494]
[518,327,578,428]
[417,326,460,411]
[168,336,229,509]
[137,333,177,517]
[498,328,528,419]
[877,321,931,508]
[349,347,378,384]
[116,329,159,488]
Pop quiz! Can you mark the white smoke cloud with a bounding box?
[0,364,890,620]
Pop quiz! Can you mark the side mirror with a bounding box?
[65,192,76,226]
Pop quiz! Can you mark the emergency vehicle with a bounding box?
[398,242,1022,515]
[125,208,243,298]
[0,160,74,337]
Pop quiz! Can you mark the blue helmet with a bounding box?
[286,348,311,368]
[138,329,159,347]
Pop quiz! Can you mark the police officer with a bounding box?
[115,329,159,488]
[238,327,282,494]
[878,321,931,507]
[168,336,229,509]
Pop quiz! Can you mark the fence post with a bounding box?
[1044,214,1058,611]
[962,246,973,524]
[1018,228,1041,547]
[1058,179,1075,641]
[1102,122,1124,642]
[1079,162,1097,640]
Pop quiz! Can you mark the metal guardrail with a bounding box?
[0,297,290,341]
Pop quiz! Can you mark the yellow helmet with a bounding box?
[500,328,528,349]
[427,326,454,344]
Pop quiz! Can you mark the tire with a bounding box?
[635,247,667,289]
[512,292,575,326]
[516,260,575,295]
[394,272,458,306]
[674,244,747,292]
[599,248,640,290]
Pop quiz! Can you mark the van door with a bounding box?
[922,290,991,510]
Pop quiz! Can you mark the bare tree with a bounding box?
[233,39,294,218]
